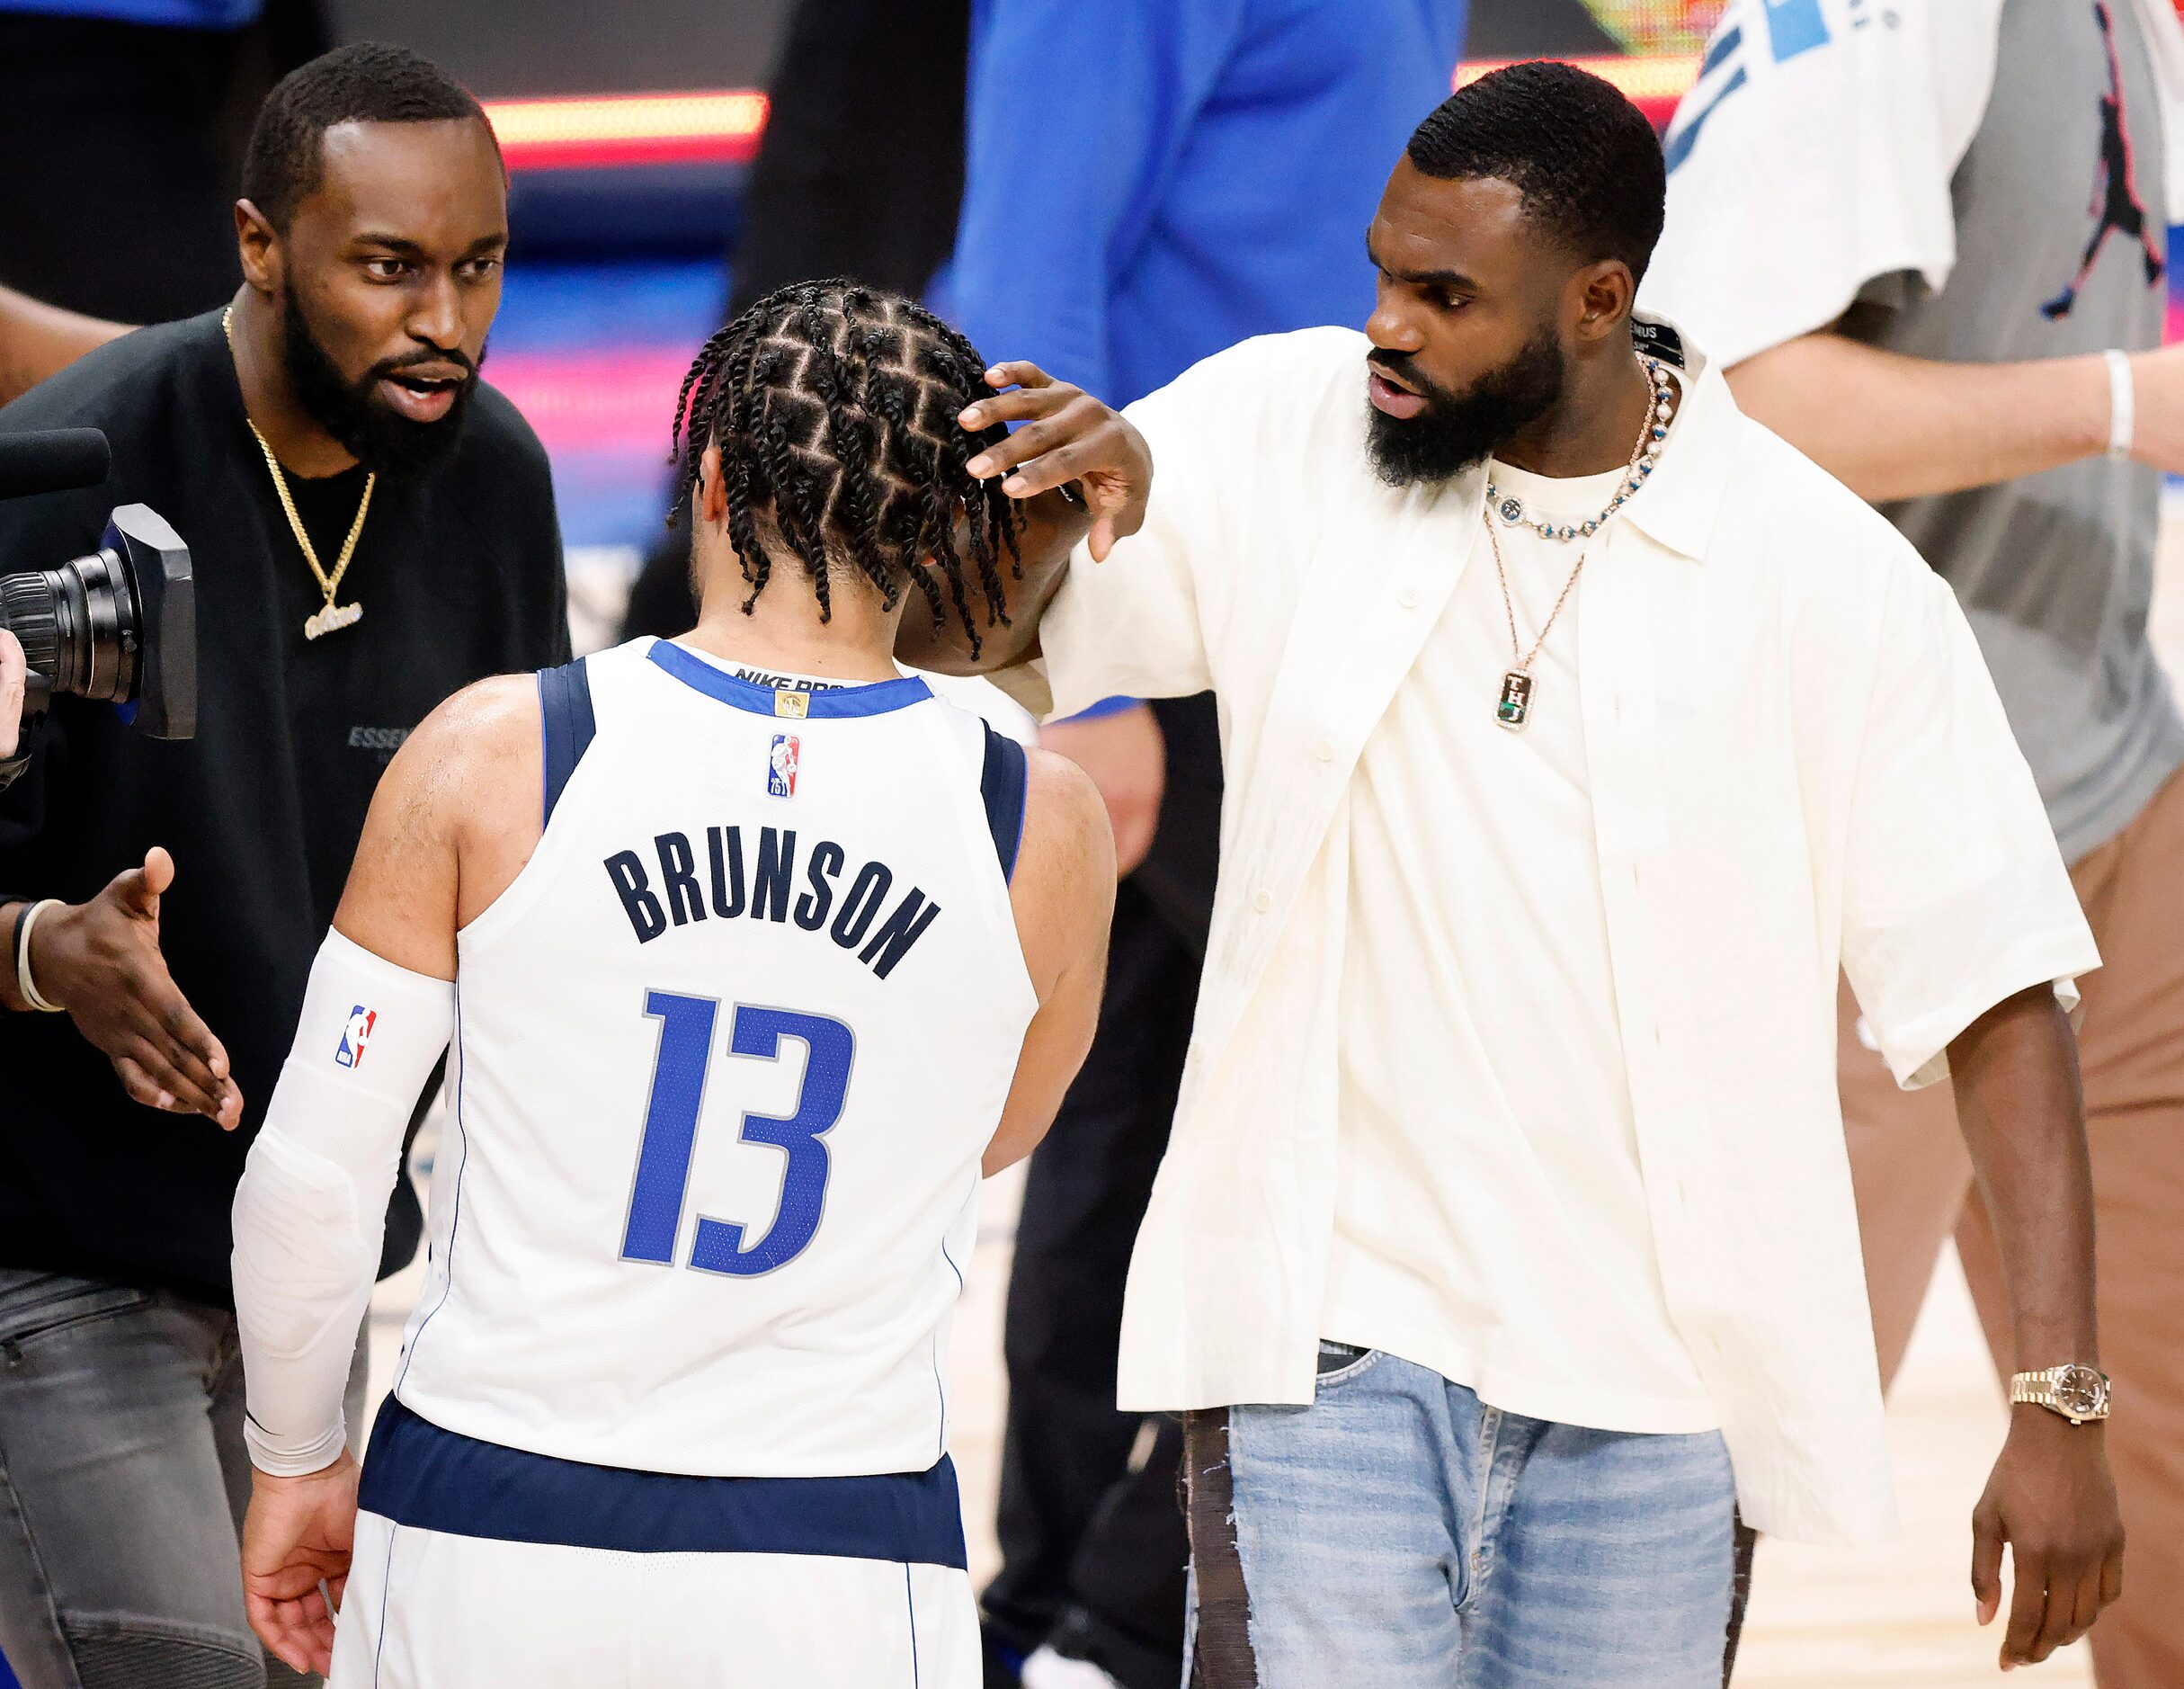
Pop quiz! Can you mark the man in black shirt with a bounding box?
[0,44,566,1689]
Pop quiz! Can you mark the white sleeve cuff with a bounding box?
[244,1414,351,1478]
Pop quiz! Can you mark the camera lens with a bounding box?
[0,547,140,704]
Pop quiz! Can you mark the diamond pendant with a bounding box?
[1496,670,1533,730]
[303,600,363,640]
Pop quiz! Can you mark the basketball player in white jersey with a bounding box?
[226,281,1119,1686]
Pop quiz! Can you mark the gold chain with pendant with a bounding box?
[1484,356,1678,731]
[222,303,373,640]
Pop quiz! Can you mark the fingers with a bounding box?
[127,957,233,1079]
[1972,1505,2004,1626]
[961,402,1092,486]
[119,978,240,1123]
[983,361,1054,392]
[2028,1556,2088,1661]
[108,858,162,920]
[152,981,233,1082]
[2065,1561,2106,1647]
[115,1032,238,1123]
[2001,1545,2048,1667]
[958,381,1076,438]
[114,1052,203,1115]
[1087,481,1146,564]
[246,1588,334,1676]
[1090,513,1120,565]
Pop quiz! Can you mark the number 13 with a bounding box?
[620,991,854,1276]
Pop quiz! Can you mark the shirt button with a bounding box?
[1398,586,1421,609]
[1313,738,1335,763]
[1252,889,1273,913]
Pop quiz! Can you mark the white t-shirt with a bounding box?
[1323,457,1716,1434]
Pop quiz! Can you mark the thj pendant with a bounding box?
[1496,669,1532,731]
[303,601,363,640]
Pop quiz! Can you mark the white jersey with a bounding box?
[388,637,1037,1479]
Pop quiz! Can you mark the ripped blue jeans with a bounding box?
[1182,1345,1738,1688]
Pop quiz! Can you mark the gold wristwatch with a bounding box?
[2009,1363,2112,1425]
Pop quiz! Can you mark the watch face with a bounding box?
[2055,1366,2108,1416]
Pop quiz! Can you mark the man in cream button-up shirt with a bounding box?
[917,61,2123,1688]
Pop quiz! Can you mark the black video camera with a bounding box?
[0,428,195,741]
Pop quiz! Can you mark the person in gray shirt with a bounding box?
[1645,1,2184,1681]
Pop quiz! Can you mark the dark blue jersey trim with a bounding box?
[537,658,597,828]
[646,640,932,718]
[979,724,1029,884]
[359,1396,968,1568]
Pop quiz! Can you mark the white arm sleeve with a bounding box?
[231,929,454,1475]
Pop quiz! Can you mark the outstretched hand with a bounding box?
[243,1452,360,1677]
[960,362,1151,562]
[22,846,242,1125]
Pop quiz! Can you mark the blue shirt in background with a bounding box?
[0,0,261,26]
[934,0,1470,407]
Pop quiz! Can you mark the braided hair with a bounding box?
[668,279,1021,658]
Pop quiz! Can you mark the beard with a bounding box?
[1364,326,1565,489]
[281,282,484,475]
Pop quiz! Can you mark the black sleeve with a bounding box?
[540,514,572,667]
[493,399,572,668]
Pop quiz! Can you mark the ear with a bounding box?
[1568,258,1636,347]
[698,442,730,525]
[235,199,281,298]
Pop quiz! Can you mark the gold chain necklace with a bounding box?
[1483,362,1673,731]
[1484,514,1587,731]
[222,304,373,640]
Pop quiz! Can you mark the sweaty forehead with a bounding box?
[301,118,506,244]
[1369,164,1557,290]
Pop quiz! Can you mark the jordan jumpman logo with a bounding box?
[2042,0,2166,320]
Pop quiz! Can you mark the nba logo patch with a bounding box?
[768,733,800,798]
[334,1005,377,1068]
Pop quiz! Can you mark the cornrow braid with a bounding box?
[666,278,1021,659]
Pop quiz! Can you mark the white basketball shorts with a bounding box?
[329,1397,978,1688]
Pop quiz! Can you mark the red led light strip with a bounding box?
[482,56,1698,174]
[484,90,771,171]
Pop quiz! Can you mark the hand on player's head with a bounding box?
[958,362,1152,562]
